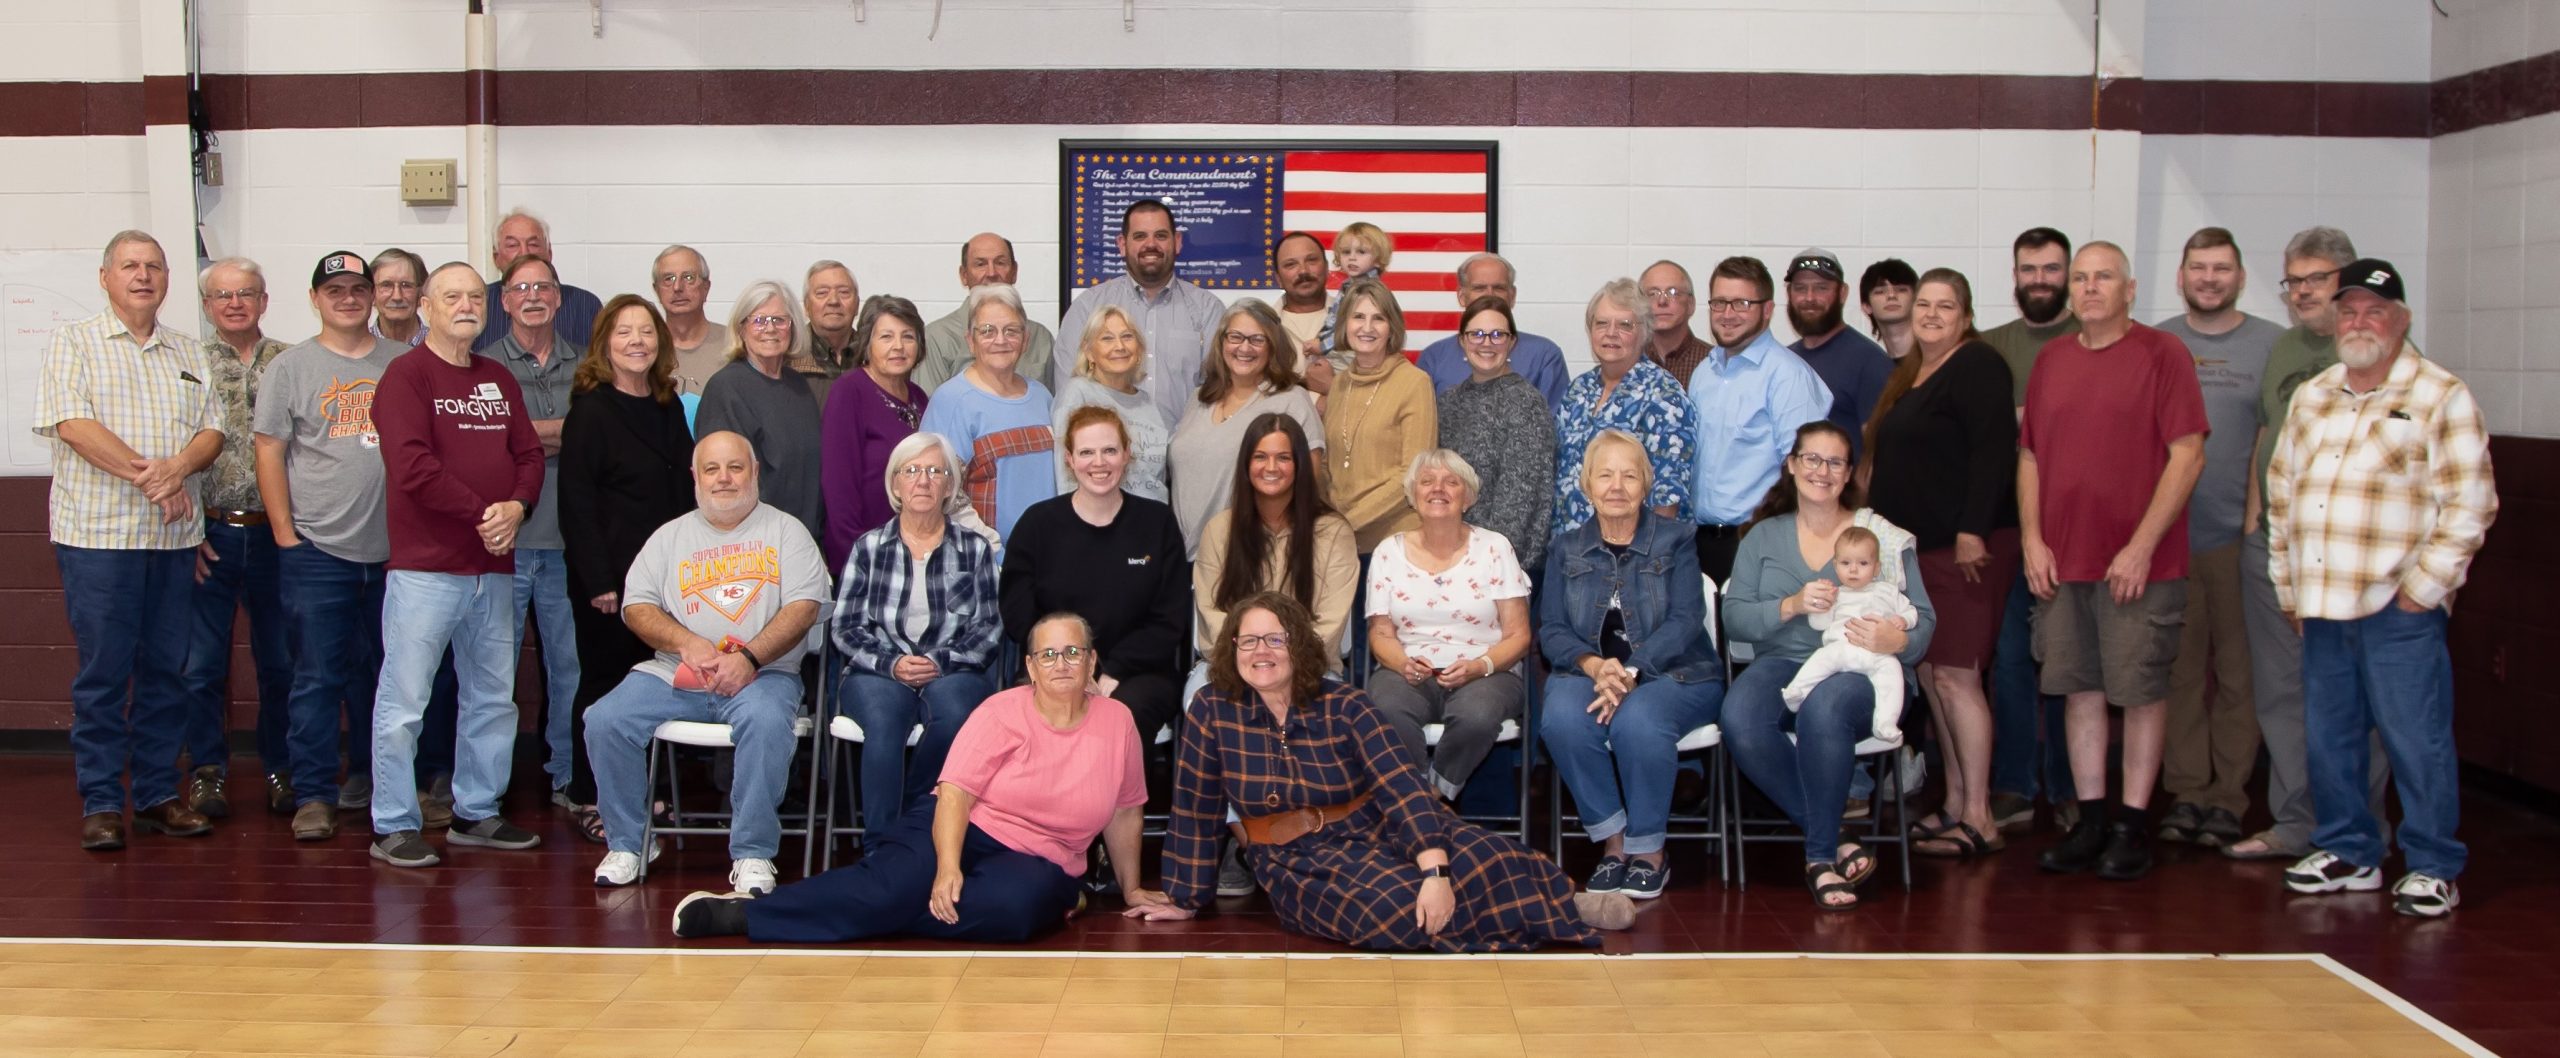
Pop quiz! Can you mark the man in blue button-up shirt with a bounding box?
[1686,255,1832,583]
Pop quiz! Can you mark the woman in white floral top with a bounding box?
[1363,449,1534,800]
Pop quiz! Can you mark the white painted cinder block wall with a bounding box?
[2427,0,2560,438]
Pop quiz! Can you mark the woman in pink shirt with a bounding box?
[672,613,1148,942]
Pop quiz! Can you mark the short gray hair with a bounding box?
[199,256,263,297]
[805,259,853,288]
[371,247,427,283]
[724,279,809,364]
[882,431,962,508]
[1586,277,1643,330]
[653,244,709,280]
[1455,252,1516,288]
[495,206,549,241]
[101,230,160,269]
[1028,611,1097,654]
[1402,448,1481,508]
[2284,226,2358,269]
[963,282,1026,331]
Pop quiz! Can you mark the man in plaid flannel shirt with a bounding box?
[2266,258,2496,918]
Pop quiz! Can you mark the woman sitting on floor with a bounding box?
[1124,592,1636,951]
[673,613,1149,943]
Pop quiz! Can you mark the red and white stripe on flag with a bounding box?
[1282,150,1489,347]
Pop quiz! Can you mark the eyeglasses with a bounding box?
[746,315,793,330]
[505,281,559,296]
[1462,329,1512,344]
[1233,633,1290,652]
[1591,320,1639,336]
[896,464,951,478]
[2278,269,2340,292]
[654,271,706,288]
[1031,645,1092,666]
[1793,453,1850,474]
[375,280,418,294]
[204,289,264,303]
[1222,332,1270,350]
[1706,297,1768,314]
[972,324,1026,342]
[1641,286,1689,302]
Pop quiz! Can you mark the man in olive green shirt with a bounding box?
[1985,226,2081,830]
[1982,227,2082,408]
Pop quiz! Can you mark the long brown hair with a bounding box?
[1208,590,1330,702]
[1862,267,1979,459]
[1214,414,1337,614]
[573,295,677,404]
[1749,421,1865,528]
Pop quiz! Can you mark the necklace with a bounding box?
[1336,365,1387,471]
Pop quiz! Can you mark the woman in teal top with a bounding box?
[1723,421,1935,910]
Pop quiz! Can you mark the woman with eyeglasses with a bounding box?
[919,283,1056,541]
[828,431,1001,845]
[1436,295,1557,575]
[1323,277,1437,556]
[1001,405,1190,759]
[696,279,826,542]
[819,295,932,569]
[1555,278,1698,537]
[1051,305,1171,503]
[1123,591,1636,949]
[675,612,1149,943]
[1724,421,1936,909]
[1168,299,1326,556]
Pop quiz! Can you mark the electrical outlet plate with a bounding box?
[400,159,456,205]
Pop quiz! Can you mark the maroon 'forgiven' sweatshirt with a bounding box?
[372,346,546,576]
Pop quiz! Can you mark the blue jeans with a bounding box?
[181,520,292,776]
[372,570,518,834]
[1991,574,2072,799]
[510,548,581,791]
[56,545,195,816]
[1542,673,1725,854]
[1724,656,1873,863]
[2302,606,2465,879]
[835,667,993,840]
[278,543,384,807]
[586,669,804,859]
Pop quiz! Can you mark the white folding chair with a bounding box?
[637,623,827,882]
[816,708,923,871]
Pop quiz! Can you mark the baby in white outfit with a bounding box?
[1781,527,1918,741]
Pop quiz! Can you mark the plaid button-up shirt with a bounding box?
[200,334,287,514]
[36,311,220,550]
[2267,344,2497,620]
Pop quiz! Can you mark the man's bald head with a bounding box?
[422,261,488,344]
[959,233,1020,290]
[692,430,761,521]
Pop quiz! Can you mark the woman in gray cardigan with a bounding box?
[1724,421,1935,910]
[1437,296,1556,573]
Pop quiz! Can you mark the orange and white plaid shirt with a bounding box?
[2267,344,2496,620]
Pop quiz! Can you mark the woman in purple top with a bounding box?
[821,295,930,569]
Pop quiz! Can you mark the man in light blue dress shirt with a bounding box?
[1054,199,1227,427]
[1686,255,1832,583]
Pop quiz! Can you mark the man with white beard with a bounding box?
[2267,260,2495,919]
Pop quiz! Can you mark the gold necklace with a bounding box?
[1337,369,1386,471]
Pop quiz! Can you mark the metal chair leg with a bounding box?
[639,738,660,882]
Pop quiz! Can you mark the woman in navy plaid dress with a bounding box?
[1126,592,1635,951]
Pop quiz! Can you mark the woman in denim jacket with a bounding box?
[1538,430,1726,901]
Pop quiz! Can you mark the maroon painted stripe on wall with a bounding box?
[5,63,2547,138]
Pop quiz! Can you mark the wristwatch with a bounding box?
[1423,865,1450,881]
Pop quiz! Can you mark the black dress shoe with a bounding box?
[184,765,229,819]
[266,773,293,815]
[2096,821,2155,881]
[2038,818,2107,874]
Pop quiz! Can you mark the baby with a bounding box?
[1780,526,1919,742]
[1317,221,1394,354]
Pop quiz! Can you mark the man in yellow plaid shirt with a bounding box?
[2266,258,2496,918]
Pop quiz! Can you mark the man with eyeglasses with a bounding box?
[923,235,1056,394]
[584,430,825,896]
[179,256,292,822]
[2018,241,2207,884]
[1639,259,1713,387]
[1985,226,2082,836]
[1055,202,1222,426]
[1782,249,1893,461]
[366,261,546,869]
[254,251,413,839]
[2222,226,2397,864]
[490,254,585,816]
[369,248,428,347]
[1686,255,1832,584]
[653,245,730,395]
[474,208,601,353]
[1414,253,1568,411]
[803,259,868,404]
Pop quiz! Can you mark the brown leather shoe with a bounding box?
[266,773,294,815]
[185,765,230,819]
[132,800,213,838]
[80,812,125,851]
[291,800,337,841]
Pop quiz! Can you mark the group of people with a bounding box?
[40,197,2494,956]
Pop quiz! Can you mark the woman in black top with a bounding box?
[999,405,1191,756]
[558,295,697,841]
[1861,267,2018,857]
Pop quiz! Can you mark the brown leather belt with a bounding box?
[1238,793,1371,847]
[211,509,267,527]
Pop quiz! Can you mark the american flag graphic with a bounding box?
[1279,149,1492,348]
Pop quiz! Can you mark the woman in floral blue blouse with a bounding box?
[1554,278,1698,536]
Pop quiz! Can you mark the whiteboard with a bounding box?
[2,253,107,477]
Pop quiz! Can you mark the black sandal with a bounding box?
[1838,842,1879,888]
[1910,814,1962,840]
[573,805,607,845]
[1915,822,1987,858]
[1805,861,1859,910]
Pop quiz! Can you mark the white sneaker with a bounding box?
[593,841,661,887]
[2392,872,2460,918]
[2284,850,2383,894]
[730,857,778,896]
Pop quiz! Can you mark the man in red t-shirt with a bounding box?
[2018,241,2208,884]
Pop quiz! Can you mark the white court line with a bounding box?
[0,934,2508,1054]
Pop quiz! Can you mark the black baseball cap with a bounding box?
[311,250,371,289]
[2331,258,2405,303]
[1786,248,1844,284]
